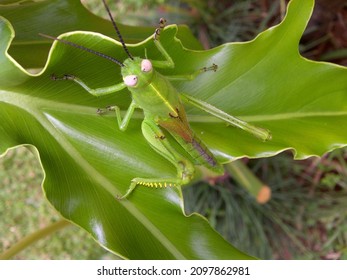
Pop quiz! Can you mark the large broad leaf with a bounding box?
[0,0,202,68]
[1,0,346,259]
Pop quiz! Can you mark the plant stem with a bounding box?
[0,219,71,260]
[226,160,271,204]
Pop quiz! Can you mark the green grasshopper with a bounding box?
[40,0,271,199]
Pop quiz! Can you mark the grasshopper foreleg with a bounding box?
[51,73,126,97]
[100,101,139,131]
[151,17,218,80]
[165,63,218,81]
[150,18,175,69]
[154,18,166,41]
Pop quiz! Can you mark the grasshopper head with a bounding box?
[121,57,154,89]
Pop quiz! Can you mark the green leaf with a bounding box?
[1,0,346,259]
[0,0,202,68]
[0,5,249,260]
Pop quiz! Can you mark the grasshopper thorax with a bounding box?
[121,57,154,89]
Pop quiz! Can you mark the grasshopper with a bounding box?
[40,0,271,199]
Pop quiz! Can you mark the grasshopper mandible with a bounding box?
[40,0,271,199]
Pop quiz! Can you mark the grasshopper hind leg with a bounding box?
[116,118,195,200]
[117,178,184,200]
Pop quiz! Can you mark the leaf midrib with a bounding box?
[0,89,187,259]
[3,90,346,124]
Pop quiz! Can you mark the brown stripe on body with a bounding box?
[192,138,218,168]
[158,104,219,170]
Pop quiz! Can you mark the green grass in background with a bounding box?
[0,147,117,259]
[184,149,347,259]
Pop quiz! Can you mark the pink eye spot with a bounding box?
[141,59,152,72]
[124,75,138,87]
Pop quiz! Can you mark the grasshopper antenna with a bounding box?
[39,33,125,67]
[102,0,133,60]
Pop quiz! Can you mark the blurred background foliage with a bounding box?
[1,0,347,259]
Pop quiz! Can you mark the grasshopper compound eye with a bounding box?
[124,75,138,87]
[141,59,152,72]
